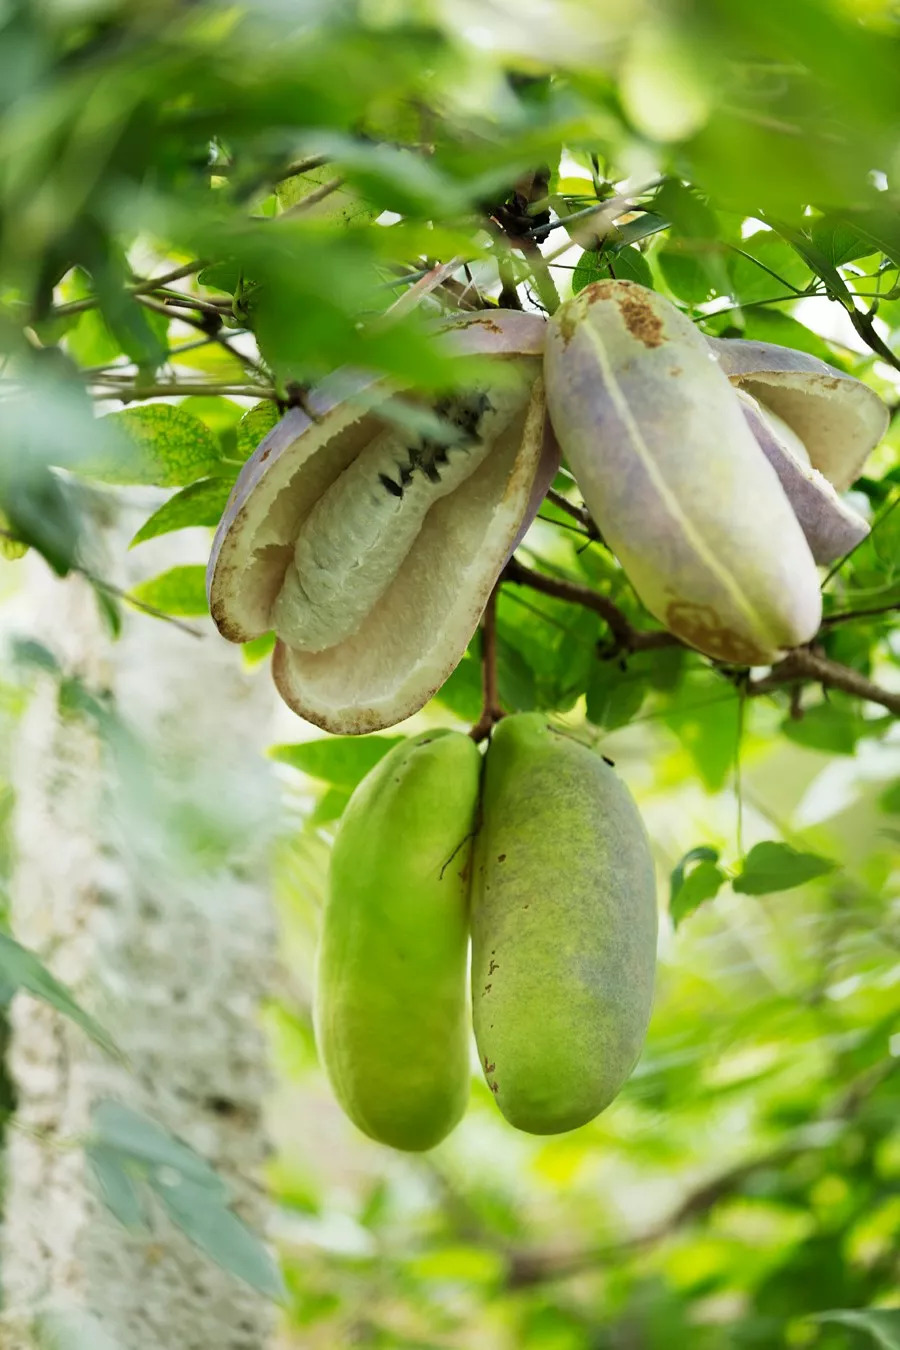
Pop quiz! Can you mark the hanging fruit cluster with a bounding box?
[316,716,658,1148]
[207,279,887,1145]
[208,280,887,727]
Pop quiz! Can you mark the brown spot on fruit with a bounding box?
[260,448,271,461]
[614,289,663,347]
[497,853,507,863]
[665,601,765,664]
[483,983,492,994]
[489,1080,499,1094]
[488,959,499,975]
[484,1057,496,1073]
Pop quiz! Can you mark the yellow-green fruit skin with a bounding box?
[471,715,658,1135]
[315,731,480,1151]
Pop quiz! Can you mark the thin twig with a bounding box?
[821,600,900,626]
[52,261,208,318]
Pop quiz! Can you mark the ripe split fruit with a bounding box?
[209,281,886,720]
[315,716,658,1150]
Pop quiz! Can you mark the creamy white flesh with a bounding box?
[271,373,532,652]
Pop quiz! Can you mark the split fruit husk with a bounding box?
[207,311,558,733]
[710,337,887,564]
[544,279,823,665]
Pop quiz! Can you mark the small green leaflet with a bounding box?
[0,932,118,1058]
[130,477,235,547]
[94,405,221,487]
[572,245,653,295]
[669,847,726,927]
[586,663,647,730]
[87,1101,285,1302]
[813,1309,900,1350]
[732,842,838,896]
[130,565,209,617]
[271,734,404,791]
[236,401,280,461]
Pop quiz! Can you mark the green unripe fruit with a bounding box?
[315,730,480,1151]
[471,714,658,1135]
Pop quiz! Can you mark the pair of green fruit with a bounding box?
[315,713,659,1151]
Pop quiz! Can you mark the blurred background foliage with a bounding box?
[0,0,899,1345]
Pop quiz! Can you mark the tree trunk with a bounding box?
[1,492,279,1350]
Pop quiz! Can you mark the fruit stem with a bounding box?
[469,583,504,743]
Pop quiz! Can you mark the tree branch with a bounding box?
[503,558,681,654]
[746,648,900,716]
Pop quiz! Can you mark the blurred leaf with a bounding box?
[663,677,741,792]
[90,1101,226,1193]
[814,1310,900,1350]
[130,566,208,617]
[86,1144,146,1229]
[0,508,28,560]
[89,1100,284,1300]
[732,842,839,895]
[271,735,404,790]
[0,463,80,575]
[130,478,234,547]
[93,406,220,487]
[0,932,118,1057]
[33,1309,123,1350]
[781,703,869,756]
[241,631,277,667]
[149,1171,285,1301]
[879,781,900,814]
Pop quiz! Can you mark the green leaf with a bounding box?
[814,1310,900,1350]
[130,566,209,617]
[236,400,280,461]
[741,308,836,364]
[130,478,234,547]
[572,245,653,295]
[432,650,483,723]
[670,860,727,928]
[308,786,352,826]
[781,703,865,756]
[732,842,839,896]
[271,735,404,790]
[241,631,277,667]
[879,781,900,814]
[0,932,118,1057]
[663,677,741,793]
[149,1171,286,1301]
[810,217,881,269]
[496,636,537,713]
[728,232,813,304]
[93,406,220,487]
[586,663,647,730]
